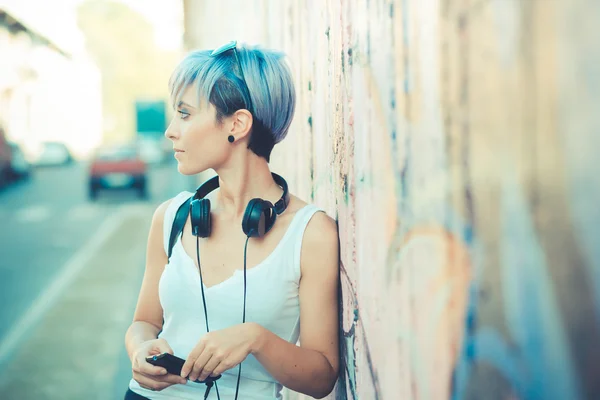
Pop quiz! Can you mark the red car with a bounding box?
[88,145,148,199]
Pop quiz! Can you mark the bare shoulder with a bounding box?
[145,196,180,261]
[290,194,339,276]
[151,198,173,225]
[149,194,189,237]
[304,211,339,252]
[287,194,338,242]
[151,191,192,224]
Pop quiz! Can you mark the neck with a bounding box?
[213,152,282,218]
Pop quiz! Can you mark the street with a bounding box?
[0,160,195,399]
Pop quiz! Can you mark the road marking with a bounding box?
[14,205,51,223]
[66,204,100,222]
[0,206,135,368]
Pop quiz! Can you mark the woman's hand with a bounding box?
[131,338,187,391]
[181,323,264,382]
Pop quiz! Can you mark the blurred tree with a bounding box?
[76,0,178,144]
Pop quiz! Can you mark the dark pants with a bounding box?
[124,388,150,400]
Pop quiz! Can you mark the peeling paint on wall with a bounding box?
[185,0,600,398]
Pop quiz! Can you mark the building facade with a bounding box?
[0,6,102,159]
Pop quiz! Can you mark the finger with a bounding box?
[141,364,168,377]
[164,373,188,385]
[135,370,187,386]
[133,373,175,392]
[148,371,188,385]
[198,352,223,382]
[211,359,233,378]
[132,355,166,377]
[138,357,169,377]
[213,348,247,377]
[189,350,214,382]
[181,341,206,378]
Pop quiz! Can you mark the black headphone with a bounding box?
[189,172,290,238]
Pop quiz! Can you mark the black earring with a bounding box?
[228,135,235,143]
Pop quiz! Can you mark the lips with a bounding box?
[174,149,184,152]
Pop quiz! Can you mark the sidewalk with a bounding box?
[0,205,152,400]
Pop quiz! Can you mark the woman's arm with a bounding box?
[125,199,190,390]
[251,212,340,399]
[125,199,171,359]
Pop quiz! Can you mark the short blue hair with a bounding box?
[169,43,296,162]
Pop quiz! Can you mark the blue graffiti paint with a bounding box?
[339,309,358,400]
[453,167,582,400]
[500,168,581,400]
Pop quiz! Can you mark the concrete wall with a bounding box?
[183,0,600,398]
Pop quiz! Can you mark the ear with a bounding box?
[228,109,253,140]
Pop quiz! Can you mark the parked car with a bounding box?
[33,141,74,166]
[8,142,31,179]
[88,145,148,200]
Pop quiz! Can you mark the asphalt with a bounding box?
[0,160,198,399]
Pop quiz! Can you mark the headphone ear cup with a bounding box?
[262,202,276,235]
[190,198,211,237]
[242,198,266,237]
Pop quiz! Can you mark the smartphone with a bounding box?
[146,353,221,384]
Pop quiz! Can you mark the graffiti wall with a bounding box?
[184,0,600,398]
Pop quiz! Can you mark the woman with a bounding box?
[124,41,340,399]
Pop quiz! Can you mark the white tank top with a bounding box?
[129,191,322,399]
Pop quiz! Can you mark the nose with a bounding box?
[165,119,179,141]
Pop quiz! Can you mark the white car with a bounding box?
[138,138,167,165]
[34,142,74,166]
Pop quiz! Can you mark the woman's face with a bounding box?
[165,86,230,175]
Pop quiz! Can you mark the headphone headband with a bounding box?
[194,173,290,215]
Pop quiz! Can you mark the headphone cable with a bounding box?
[196,237,221,400]
[196,235,249,400]
[233,236,250,398]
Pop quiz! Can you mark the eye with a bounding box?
[177,110,190,120]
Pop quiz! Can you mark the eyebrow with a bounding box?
[177,101,196,109]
